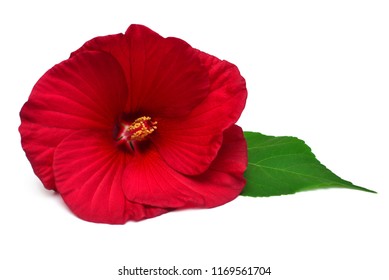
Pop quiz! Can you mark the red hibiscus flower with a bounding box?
[19,24,248,224]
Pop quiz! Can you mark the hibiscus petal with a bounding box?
[154,54,247,175]
[73,24,210,118]
[19,50,128,189]
[124,25,211,117]
[123,125,247,209]
[53,130,168,224]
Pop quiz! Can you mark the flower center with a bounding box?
[116,116,157,150]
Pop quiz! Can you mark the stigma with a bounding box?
[116,116,157,150]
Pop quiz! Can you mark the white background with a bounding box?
[1,1,388,279]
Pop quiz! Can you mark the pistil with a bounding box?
[116,116,157,151]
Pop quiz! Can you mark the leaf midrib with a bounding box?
[248,162,348,186]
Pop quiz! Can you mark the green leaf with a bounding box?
[241,131,375,197]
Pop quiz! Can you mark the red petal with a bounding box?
[19,51,128,189]
[73,24,210,117]
[53,130,168,224]
[154,54,247,175]
[123,125,247,209]
[124,25,211,116]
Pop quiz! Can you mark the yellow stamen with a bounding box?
[116,116,158,150]
[127,116,158,141]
